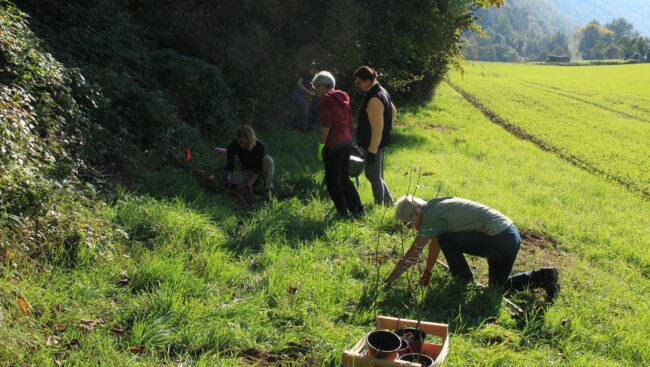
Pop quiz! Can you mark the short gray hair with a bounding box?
[394,195,427,224]
[311,71,335,89]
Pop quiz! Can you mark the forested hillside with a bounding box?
[549,0,650,37]
[462,0,574,61]
[464,0,650,62]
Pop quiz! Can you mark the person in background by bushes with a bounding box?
[354,66,395,206]
[291,64,322,132]
[224,125,274,198]
[385,195,560,301]
[312,71,364,217]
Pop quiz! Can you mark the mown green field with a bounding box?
[450,62,650,198]
[2,72,650,366]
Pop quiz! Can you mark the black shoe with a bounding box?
[532,267,559,300]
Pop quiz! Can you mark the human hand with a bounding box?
[419,270,432,285]
[236,184,251,195]
[366,152,376,165]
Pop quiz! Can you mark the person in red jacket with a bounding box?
[312,71,364,217]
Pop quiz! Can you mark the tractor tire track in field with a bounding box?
[446,81,650,200]
[523,81,650,124]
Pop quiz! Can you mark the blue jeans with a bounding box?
[438,225,521,286]
[361,147,393,206]
[291,90,309,130]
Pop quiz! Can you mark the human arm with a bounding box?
[296,77,315,96]
[320,127,329,145]
[366,97,384,154]
[318,96,331,160]
[384,236,430,287]
[245,173,259,188]
[226,141,237,180]
[419,238,441,285]
[318,127,329,161]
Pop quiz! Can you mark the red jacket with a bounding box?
[319,89,354,147]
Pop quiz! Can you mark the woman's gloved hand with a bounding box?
[365,151,376,165]
[236,184,251,195]
[224,179,236,189]
[419,270,432,285]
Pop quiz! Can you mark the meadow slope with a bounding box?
[2,83,649,366]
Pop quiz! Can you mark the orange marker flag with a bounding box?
[185,147,192,161]
[17,295,28,315]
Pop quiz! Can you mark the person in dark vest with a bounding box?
[385,195,560,301]
[312,71,364,217]
[354,66,396,206]
[224,125,274,198]
[290,64,321,132]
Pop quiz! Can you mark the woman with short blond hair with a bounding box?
[225,125,274,196]
[387,195,559,300]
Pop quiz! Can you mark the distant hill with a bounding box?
[463,0,649,62]
[463,0,576,61]
[549,0,650,37]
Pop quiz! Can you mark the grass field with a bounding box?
[450,62,650,199]
[2,66,650,366]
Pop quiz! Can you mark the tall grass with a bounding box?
[1,81,649,366]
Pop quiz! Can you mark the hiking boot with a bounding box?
[531,267,559,300]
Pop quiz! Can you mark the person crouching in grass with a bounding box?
[225,125,274,199]
[385,195,559,300]
[312,71,364,218]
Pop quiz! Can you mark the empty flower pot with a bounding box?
[398,353,435,367]
[396,328,426,354]
[366,330,401,359]
[395,337,410,356]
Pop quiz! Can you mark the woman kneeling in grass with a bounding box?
[225,125,274,198]
[385,195,559,300]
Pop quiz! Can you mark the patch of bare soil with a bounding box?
[465,230,574,286]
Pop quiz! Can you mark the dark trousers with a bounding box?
[291,90,309,130]
[438,225,532,289]
[323,142,364,216]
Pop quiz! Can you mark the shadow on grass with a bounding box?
[389,131,432,155]
[352,276,509,332]
[222,198,331,255]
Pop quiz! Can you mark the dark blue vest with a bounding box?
[357,83,393,150]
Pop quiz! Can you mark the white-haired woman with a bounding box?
[225,125,274,197]
[312,71,364,217]
[386,195,559,300]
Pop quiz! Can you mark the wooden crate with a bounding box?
[342,315,449,367]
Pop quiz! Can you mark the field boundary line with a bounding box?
[446,81,650,200]
[522,81,650,124]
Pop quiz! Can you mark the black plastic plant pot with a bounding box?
[398,353,435,367]
[366,330,401,359]
[396,327,427,354]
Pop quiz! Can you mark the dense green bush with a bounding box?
[128,0,504,113]
[17,0,238,148]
